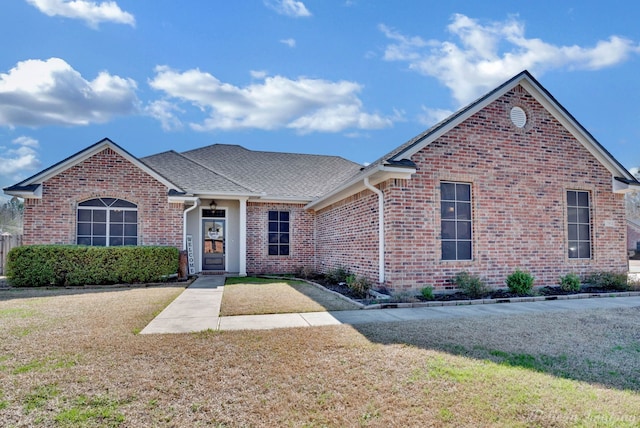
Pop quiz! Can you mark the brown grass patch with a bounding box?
[1,287,640,426]
[219,278,359,316]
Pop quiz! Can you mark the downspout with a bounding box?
[363,177,384,284]
[183,198,200,249]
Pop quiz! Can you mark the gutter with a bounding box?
[182,198,200,250]
[363,177,384,284]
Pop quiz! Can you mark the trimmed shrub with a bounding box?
[325,266,350,284]
[345,274,371,298]
[584,271,629,291]
[454,271,490,298]
[420,286,434,300]
[6,245,179,287]
[558,273,581,292]
[505,269,535,295]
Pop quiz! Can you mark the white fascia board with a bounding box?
[306,165,416,211]
[613,177,640,194]
[168,195,199,204]
[251,197,312,204]
[3,185,42,199]
[190,191,261,199]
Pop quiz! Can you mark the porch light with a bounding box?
[209,200,217,211]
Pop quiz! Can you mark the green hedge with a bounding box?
[5,245,179,287]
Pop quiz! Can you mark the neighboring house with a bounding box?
[627,219,640,253]
[5,70,640,292]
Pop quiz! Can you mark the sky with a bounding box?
[2,0,640,199]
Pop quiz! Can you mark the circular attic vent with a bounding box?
[510,106,527,128]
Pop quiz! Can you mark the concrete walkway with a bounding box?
[141,276,640,334]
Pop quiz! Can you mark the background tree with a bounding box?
[0,197,24,234]
[626,168,640,220]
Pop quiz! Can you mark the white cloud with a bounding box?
[381,14,640,105]
[145,100,183,131]
[265,0,311,17]
[630,167,640,179]
[0,57,139,127]
[0,136,41,177]
[280,38,296,48]
[148,66,394,133]
[25,0,135,28]
[418,106,453,126]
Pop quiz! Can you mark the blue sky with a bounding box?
[2,0,640,199]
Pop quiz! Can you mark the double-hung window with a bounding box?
[268,210,290,256]
[567,190,591,259]
[441,182,472,260]
[77,198,138,246]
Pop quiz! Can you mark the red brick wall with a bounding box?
[23,148,183,248]
[317,85,628,292]
[315,190,380,282]
[246,202,315,274]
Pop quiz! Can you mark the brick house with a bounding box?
[5,71,639,292]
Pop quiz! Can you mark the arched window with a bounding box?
[77,198,138,246]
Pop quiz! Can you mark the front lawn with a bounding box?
[1,286,639,426]
[220,277,360,316]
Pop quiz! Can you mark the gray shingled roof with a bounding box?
[141,150,254,195]
[141,144,362,200]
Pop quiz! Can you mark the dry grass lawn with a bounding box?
[1,286,640,427]
[220,277,359,316]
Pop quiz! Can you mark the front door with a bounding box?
[203,219,225,270]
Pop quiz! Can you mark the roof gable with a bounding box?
[4,138,183,198]
[385,70,638,185]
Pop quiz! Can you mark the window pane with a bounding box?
[577,208,589,223]
[279,222,289,232]
[456,184,471,201]
[577,192,589,207]
[279,245,290,256]
[567,207,577,223]
[578,224,590,241]
[79,199,105,207]
[269,233,279,243]
[93,210,106,222]
[124,224,137,236]
[568,242,578,258]
[110,224,123,236]
[93,223,106,236]
[124,237,137,246]
[441,183,456,200]
[578,242,591,258]
[457,202,471,220]
[93,237,106,246]
[268,211,278,221]
[568,224,578,240]
[457,241,472,260]
[268,222,278,232]
[442,241,456,260]
[78,223,91,235]
[102,198,116,207]
[77,237,91,245]
[111,210,123,222]
[279,233,289,244]
[441,221,456,239]
[112,199,136,208]
[441,202,456,219]
[457,221,472,239]
[268,245,278,255]
[567,191,577,206]
[110,237,123,246]
[124,211,137,222]
[279,211,289,222]
[78,210,91,221]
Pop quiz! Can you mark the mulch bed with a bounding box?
[307,274,632,305]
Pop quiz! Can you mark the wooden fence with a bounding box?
[0,233,22,275]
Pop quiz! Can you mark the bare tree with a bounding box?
[626,169,640,220]
[0,197,23,234]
